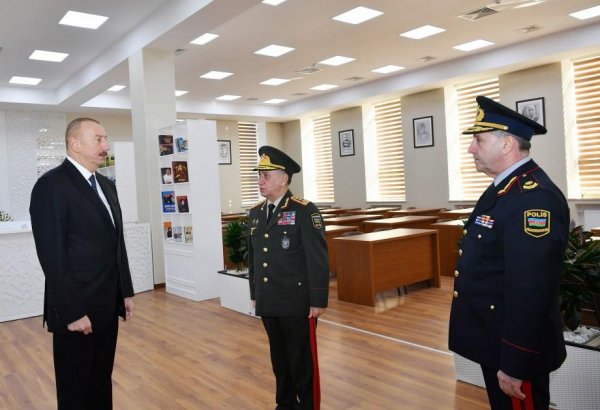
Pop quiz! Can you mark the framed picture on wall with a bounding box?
[413,116,434,148]
[217,140,232,165]
[516,97,545,127]
[338,129,355,157]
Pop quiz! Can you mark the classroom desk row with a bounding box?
[320,206,474,220]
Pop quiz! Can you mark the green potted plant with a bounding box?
[560,226,600,331]
[223,217,249,271]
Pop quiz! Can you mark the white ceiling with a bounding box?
[1,0,600,121]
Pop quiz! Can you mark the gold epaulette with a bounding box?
[519,174,540,191]
[290,195,310,206]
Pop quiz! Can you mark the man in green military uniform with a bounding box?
[248,146,329,410]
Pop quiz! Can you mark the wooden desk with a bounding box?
[388,207,444,217]
[333,228,440,307]
[430,220,465,277]
[363,216,438,232]
[591,227,600,236]
[325,225,359,273]
[436,208,474,220]
[221,213,247,222]
[323,214,383,232]
[346,207,402,217]
[319,207,360,216]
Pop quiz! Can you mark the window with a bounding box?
[312,115,335,202]
[238,121,260,207]
[447,78,499,200]
[571,55,600,199]
[364,99,405,201]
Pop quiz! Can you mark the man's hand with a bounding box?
[497,370,525,400]
[124,297,135,319]
[67,315,92,335]
[308,307,325,318]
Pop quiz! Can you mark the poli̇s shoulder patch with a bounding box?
[311,213,323,229]
[524,209,551,238]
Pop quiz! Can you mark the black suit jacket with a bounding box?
[30,159,134,333]
[248,190,329,317]
[449,160,569,379]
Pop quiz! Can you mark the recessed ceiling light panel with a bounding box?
[9,76,42,85]
[260,78,291,86]
[262,0,287,5]
[332,6,383,25]
[107,85,126,92]
[570,5,600,20]
[318,56,355,66]
[311,84,338,91]
[59,11,108,29]
[29,50,69,62]
[190,33,219,45]
[264,98,287,104]
[200,71,233,80]
[372,65,405,74]
[400,25,446,40]
[216,95,241,101]
[453,39,494,52]
[175,90,189,96]
[255,44,295,57]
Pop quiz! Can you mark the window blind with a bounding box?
[373,99,405,201]
[312,115,334,203]
[455,78,500,200]
[238,121,260,207]
[573,55,600,199]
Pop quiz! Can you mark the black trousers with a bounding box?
[481,365,550,410]
[52,318,119,410]
[262,316,316,410]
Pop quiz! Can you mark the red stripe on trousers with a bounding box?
[309,317,320,410]
[511,380,534,410]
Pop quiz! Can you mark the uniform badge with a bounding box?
[277,211,296,225]
[475,214,494,229]
[522,181,538,190]
[250,218,258,234]
[524,209,551,238]
[311,213,322,229]
[281,232,290,249]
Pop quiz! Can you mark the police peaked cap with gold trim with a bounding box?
[462,96,547,141]
[253,145,301,175]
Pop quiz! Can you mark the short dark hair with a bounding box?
[492,130,531,151]
[65,117,100,144]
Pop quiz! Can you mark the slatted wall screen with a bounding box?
[239,121,260,207]
[373,99,405,201]
[312,115,335,203]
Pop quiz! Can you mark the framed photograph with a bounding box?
[516,97,545,127]
[413,116,434,148]
[217,140,232,165]
[338,129,355,157]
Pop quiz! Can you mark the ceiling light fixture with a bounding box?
[372,65,405,74]
[255,44,295,57]
[200,71,233,80]
[453,39,494,52]
[190,33,219,45]
[9,76,42,85]
[260,78,291,86]
[59,11,108,29]
[216,95,241,101]
[332,6,383,25]
[514,1,545,9]
[570,5,600,20]
[264,98,287,104]
[175,90,189,96]
[29,50,69,62]
[400,25,445,40]
[318,56,355,66]
[311,84,338,91]
[107,85,126,92]
[262,0,287,5]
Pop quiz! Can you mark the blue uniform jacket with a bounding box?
[449,160,569,379]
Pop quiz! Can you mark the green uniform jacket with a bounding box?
[248,190,329,317]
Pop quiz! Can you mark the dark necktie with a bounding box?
[89,174,99,195]
[267,203,275,223]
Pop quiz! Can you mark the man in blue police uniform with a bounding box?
[248,146,329,410]
[449,96,569,410]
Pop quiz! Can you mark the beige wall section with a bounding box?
[402,89,450,208]
[217,120,243,213]
[66,113,133,143]
[331,106,366,208]
[281,120,304,198]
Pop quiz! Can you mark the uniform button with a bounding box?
[263,247,268,252]
[264,233,269,239]
[463,229,467,235]
[298,282,302,286]
[453,291,459,298]
[263,277,268,283]
[458,249,463,256]
[262,262,268,268]
[454,270,459,278]
[490,305,495,310]
[477,234,482,239]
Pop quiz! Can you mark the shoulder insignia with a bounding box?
[497,176,518,196]
[290,195,310,206]
[519,172,542,193]
[524,209,551,238]
[522,180,539,190]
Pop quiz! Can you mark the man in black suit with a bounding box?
[449,97,569,409]
[30,117,135,409]
[248,146,329,410]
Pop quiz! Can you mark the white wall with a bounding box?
[217,120,243,213]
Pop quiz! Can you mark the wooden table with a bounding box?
[325,225,359,273]
[319,207,360,216]
[430,220,465,277]
[388,207,444,217]
[323,214,383,232]
[436,208,474,220]
[346,207,402,217]
[591,227,600,236]
[221,213,247,222]
[363,216,438,232]
[333,228,440,307]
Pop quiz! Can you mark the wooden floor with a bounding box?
[0,277,489,409]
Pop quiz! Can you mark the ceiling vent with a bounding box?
[517,24,542,33]
[345,76,364,82]
[295,64,322,75]
[458,7,498,21]
[246,97,259,101]
[292,92,306,96]
[419,56,436,62]
[174,48,186,56]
